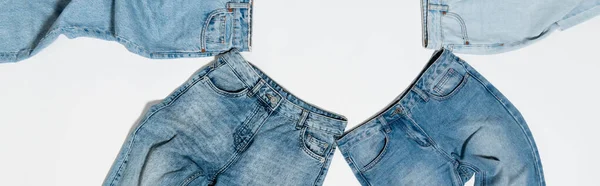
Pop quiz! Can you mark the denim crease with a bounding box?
[103,49,347,186]
[337,49,545,186]
[0,0,253,62]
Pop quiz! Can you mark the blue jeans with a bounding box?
[422,0,600,54]
[0,0,252,62]
[337,49,545,185]
[103,49,347,185]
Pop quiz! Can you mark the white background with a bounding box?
[0,0,599,185]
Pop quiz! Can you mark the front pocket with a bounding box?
[350,129,389,172]
[430,68,469,100]
[300,127,333,163]
[201,76,248,97]
[201,9,232,52]
[200,63,249,98]
[443,11,470,45]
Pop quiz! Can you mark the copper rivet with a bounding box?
[201,49,206,52]
[465,41,470,45]
[228,8,233,12]
[442,11,447,15]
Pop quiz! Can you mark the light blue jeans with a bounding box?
[422,0,600,54]
[337,49,545,185]
[0,0,252,62]
[103,49,347,186]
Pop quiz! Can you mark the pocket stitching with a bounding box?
[433,68,456,94]
[201,76,249,98]
[201,9,232,52]
[300,127,327,163]
[443,12,470,44]
[181,171,204,186]
[360,130,389,172]
[430,72,470,101]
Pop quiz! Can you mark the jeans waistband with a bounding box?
[422,0,453,51]
[337,49,464,146]
[218,49,348,136]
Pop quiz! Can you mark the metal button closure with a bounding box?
[391,107,403,116]
[266,93,279,106]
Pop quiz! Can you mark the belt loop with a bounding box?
[296,110,309,130]
[411,86,430,102]
[250,80,283,111]
[379,117,392,133]
[227,2,250,12]
[248,80,263,97]
[428,4,449,12]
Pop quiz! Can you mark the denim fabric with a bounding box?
[422,0,600,54]
[103,49,347,186]
[337,49,545,186]
[0,0,253,63]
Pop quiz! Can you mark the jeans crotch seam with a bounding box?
[404,114,458,164]
[457,162,484,186]
[451,165,464,186]
[453,162,475,186]
[212,108,272,183]
[233,105,262,152]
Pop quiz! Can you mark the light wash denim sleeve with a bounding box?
[0,0,253,63]
[422,0,600,54]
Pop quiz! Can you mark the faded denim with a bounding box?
[0,0,253,62]
[422,0,600,54]
[103,49,347,186]
[337,49,545,186]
